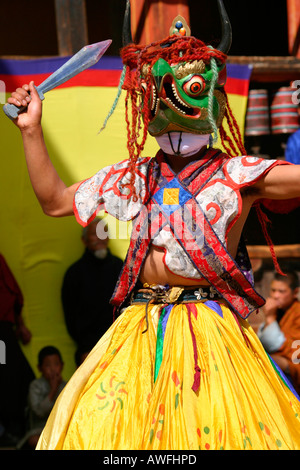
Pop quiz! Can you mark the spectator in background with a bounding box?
[61,217,123,364]
[0,253,35,447]
[285,125,300,165]
[257,271,300,395]
[17,346,66,449]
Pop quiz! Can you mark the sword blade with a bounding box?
[38,39,112,94]
[3,39,112,120]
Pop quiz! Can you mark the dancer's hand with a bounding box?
[7,81,42,131]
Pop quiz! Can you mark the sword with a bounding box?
[3,39,112,120]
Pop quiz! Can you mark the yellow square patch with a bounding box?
[163,188,180,205]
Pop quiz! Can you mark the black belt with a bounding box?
[131,284,222,305]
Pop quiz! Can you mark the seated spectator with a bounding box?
[17,346,66,449]
[257,271,300,395]
[61,217,123,359]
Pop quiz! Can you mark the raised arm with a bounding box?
[254,163,300,201]
[7,81,79,217]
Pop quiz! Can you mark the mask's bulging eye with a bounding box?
[183,76,205,97]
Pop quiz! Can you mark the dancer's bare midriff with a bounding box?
[139,190,255,288]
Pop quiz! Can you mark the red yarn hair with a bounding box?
[119,35,246,198]
[120,35,229,199]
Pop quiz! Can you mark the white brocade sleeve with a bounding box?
[73,157,151,225]
[224,156,278,186]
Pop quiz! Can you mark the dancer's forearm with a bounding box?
[7,81,78,217]
[21,124,77,216]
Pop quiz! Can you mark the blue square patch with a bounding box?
[152,178,192,215]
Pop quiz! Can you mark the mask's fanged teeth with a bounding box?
[151,85,157,111]
[163,80,194,115]
[166,97,186,115]
[171,83,192,109]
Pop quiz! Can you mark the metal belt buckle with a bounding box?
[164,287,184,303]
[143,285,185,304]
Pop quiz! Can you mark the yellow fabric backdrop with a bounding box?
[0,84,248,380]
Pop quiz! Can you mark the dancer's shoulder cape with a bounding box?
[73,150,291,319]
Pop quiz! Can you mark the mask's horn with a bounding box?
[122,0,133,46]
[216,0,232,54]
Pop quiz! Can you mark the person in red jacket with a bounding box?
[0,253,35,446]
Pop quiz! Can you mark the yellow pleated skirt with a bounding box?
[36,300,300,450]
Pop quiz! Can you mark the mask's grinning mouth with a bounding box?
[149,76,202,120]
[151,85,160,116]
[164,82,193,115]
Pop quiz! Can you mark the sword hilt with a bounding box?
[3,87,45,120]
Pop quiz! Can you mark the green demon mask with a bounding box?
[144,55,227,137]
[121,0,232,141]
[98,0,238,163]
